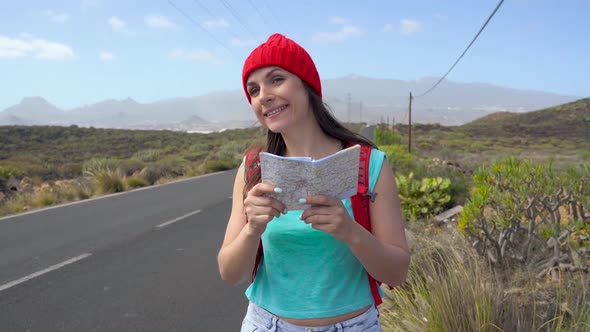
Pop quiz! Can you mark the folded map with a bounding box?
[259,144,360,210]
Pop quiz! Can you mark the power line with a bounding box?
[260,0,289,35]
[247,0,273,31]
[415,0,505,98]
[191,0,243,41]
[219,0,257,38]
[167,0,235,56]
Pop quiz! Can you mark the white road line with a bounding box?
[0,253,92,292]
[156,209,201,229]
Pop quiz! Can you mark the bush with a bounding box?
[374,127,402,146]
[82,157,117,175]
[115,159,145,176]
[93,170,125,194]
[126,176,149,189]
[132,149,162,162]
[380,144,429,179]
[203,159,238,173]
[395,172,452,222]
[458,157,589,273]
[380,230,590,332]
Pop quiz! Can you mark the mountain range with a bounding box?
[0,76,582,131]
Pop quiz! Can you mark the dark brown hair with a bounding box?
[243,82,376,197]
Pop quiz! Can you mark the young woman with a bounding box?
[218,33,410,332]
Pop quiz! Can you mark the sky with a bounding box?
[0,0,589,111]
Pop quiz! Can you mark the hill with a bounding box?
[1,76,581,129]
[461,98,590,140]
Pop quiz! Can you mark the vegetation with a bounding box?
[0,125,265,215]
[1,98,589,330]
[459,158,589,275]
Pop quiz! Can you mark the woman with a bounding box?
[218,33,410,332]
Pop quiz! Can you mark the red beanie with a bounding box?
[242,33,322,103]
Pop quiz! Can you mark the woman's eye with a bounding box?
[271,76,283,84]
[249,88,259,96]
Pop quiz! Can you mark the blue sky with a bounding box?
[1,0,588,111]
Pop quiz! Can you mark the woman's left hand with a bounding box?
[299,195,359,243]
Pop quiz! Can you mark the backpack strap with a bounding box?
[244,147,263,282]
[348,143,384,306]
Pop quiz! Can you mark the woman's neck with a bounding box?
[280,124,342,160]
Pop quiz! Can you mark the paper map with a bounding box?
[259,144,360,210]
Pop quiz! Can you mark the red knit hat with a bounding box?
[242,33,322,103]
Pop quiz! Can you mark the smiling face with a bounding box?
[245,66,313,134]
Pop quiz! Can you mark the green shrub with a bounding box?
[82,157,117,175]
[395,172,452,222]
[31,190,58,207]
[380,144,429,178]
[138,165,164,185]
[126,176,149,189]
[115,159,145,176]
[57,162,83,179]
[204,159,238,173]
[458,157,589,270]
[93,170,125,194]
[374,127,402,145]
[132,149,162,162]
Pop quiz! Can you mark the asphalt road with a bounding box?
[0,170,248,332]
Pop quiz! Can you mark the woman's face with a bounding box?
[245,66,312,134]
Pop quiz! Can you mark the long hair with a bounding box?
[243,82,376,197]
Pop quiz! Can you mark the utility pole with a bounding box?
[359,101,363,123]
[347,93,351,124]
[408,92,413,153]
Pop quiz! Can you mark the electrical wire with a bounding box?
[415,0,505,98]
[167,0,235,56]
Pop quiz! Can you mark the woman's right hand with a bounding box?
[243,184,286,237]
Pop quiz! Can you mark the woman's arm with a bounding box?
[217,163,286,285]
[300,160,411,287]
[345,161,411,286]
[217,165,260,285]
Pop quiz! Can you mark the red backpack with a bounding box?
[244,143,385,305]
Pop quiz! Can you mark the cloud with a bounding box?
[201,19,229,29]
[383,23,395,32]
[170,48,224,64]
[400,19,422,34]
[331,16,348,25]
[109,16,135,36]
[99,51,114,61]
[109,16,126,31]
[46,10,69,23]
[312,25,362,43]
[0,35,75,60]
[145,14,179,30]
[230,38,258,47]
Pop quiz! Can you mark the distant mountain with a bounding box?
[462,97,590,140]
[0,76,583,130]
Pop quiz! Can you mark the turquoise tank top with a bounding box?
[243,148,387,319]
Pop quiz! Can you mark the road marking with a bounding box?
[0,253,92,292]
[156,209,201,228]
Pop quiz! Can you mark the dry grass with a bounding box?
[379,225,590,332]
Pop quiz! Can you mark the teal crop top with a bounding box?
[243,148,387,319]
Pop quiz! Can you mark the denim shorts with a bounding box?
[240,302,381,332]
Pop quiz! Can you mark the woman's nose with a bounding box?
[259,86,274,103]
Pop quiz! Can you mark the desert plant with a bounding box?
[375,126,402,146]
[458,157,589,276]
[126,176,149,189]
[395,172,452,222]
[380,229,590,332]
